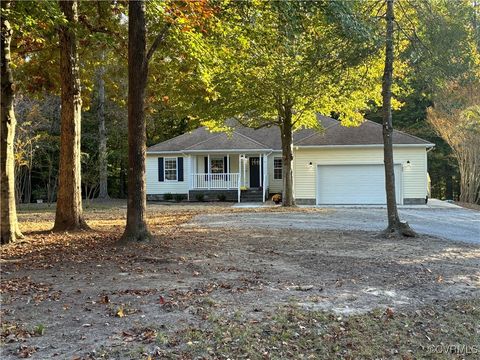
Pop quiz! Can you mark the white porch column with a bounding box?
[262,154,267,202]
[207,154,211,190]
[259,153,262,187]
[227,154,230,189]
[238,154,241,203]
[243,155,247,188]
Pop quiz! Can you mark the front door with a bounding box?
[249,157,261,188]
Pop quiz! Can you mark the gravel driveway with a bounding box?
[188,206,479,244]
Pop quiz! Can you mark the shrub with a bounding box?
[163,193,173,201]
[217,193,227,202]
[272,194,282,204]
[195,193,205,202]
[174,194,186,203]
[32,188,46,201]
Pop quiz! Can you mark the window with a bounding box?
[274,157,282,180]
[164,157,177,181]
[211,158,224,174]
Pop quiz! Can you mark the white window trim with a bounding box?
[164,157,178,182]
[273,157,282,180]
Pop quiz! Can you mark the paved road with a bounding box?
[188,207,480,245]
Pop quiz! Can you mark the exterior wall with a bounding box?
[267,152,283,194]
[293,147,428,203]
[193,154,240,174]
[146,154,190,195]
[147,147,428,204]
[146,153,270,196]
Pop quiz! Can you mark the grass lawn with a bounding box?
[1,201,479,359]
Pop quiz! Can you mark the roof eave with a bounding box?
[294,143,435,149]
[147,148,274,154]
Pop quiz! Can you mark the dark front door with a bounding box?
[249,157,261,188]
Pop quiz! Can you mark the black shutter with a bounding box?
[204,156,208,180]
[177,157,184,182]
[158,157,164,182]
[223,156,229,181]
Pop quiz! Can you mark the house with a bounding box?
[146,115,434,205]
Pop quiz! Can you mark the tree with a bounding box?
[96,55,109,199]
[1,0,23,244]
[120,0,151,242]
[380,0,415,237]
[53,0,88,231]
[365,0,480,201]
[192,1,384,206]
[121,0,213,242]
[428,82,480,204]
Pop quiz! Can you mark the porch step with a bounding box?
[241,189,264,202]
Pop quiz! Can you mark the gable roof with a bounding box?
[147,115,434,153]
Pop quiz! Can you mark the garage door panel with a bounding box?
[317,164,401,205]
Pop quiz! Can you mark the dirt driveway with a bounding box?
[189,206,480,244]
[1,204,479,359]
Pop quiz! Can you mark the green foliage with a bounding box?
[401,0,480,89]
[366,0,480,200]
[8,0,479,205]
[195,193,205,202]
[189,0,384,130]
[33,324,45,336]
[174,194,186,203]
[217,193,226,202]
[163,193,173,201]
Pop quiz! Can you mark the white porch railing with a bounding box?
[191,173,240,190]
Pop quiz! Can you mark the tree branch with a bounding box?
[145,22,172,65]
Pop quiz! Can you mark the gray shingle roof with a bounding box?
[185,131,267,150]
[296,116,433,146]
[147,115,433,153]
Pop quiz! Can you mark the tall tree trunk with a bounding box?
[53,0,88,231]
[97,53,109,199]
[280,104,295,207]
[120,0,151,242]
[120,161,126,198]
[445,164,453,200]
[1,0,23,244]
[381,0,415,237]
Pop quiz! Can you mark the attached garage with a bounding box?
[316,164,403,205]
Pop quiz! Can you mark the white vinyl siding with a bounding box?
[146,155,189,194]
[293,147,428,201]
[267,152,283,193]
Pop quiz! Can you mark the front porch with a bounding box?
[188,153,270,202]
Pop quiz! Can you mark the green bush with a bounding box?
[217,193,227,202]
[163,193,173,201]
[174,194,186,203]
[32,188,46,201]
[195,193,205,202]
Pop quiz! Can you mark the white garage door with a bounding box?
[316,164,402,205]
